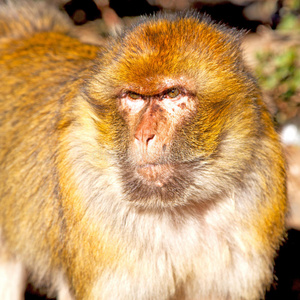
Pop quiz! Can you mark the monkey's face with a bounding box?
[117,80,197,184]
[87,14,255,208]
[112,78,200,207]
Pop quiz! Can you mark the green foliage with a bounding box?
[278,13,300,31]
[256,48,300,97]
[255,47,300,123]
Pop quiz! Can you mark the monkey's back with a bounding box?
[0,4,99,286]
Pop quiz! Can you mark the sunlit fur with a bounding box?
[0,2,286,300]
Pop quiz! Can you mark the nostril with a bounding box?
[134,131,155,145]
[146,134,155,145]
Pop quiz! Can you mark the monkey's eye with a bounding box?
[166,88,180,99]
[128,92,141,100]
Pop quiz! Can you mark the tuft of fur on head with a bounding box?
[0,0,72,43]
[117,10,244,57]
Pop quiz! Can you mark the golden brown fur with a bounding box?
[0,2,286,299]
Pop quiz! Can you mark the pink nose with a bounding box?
[134,131,155,145]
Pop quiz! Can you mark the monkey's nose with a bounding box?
[134,132,155,146]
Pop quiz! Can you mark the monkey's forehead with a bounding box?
[98,15,243,92]
[90,14,250,98]
[119,14,242,61]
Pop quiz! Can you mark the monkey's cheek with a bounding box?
[136,164,173,187]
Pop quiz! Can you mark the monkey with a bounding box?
[0,1,286,300]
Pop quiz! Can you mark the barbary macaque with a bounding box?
[0,1,286,300]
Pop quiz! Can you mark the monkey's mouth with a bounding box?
[136,163,174,187]
[122,161,192,206]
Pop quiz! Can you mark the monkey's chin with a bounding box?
[121,161,193,208]
[136,163,173,187]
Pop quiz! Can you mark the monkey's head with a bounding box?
[86,13,265,209]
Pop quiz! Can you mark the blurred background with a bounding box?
[3,0,298,298]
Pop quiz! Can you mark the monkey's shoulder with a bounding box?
[0,1,71,42]
[0,2,100,87]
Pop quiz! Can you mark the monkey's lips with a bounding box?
[136,163,174,187]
